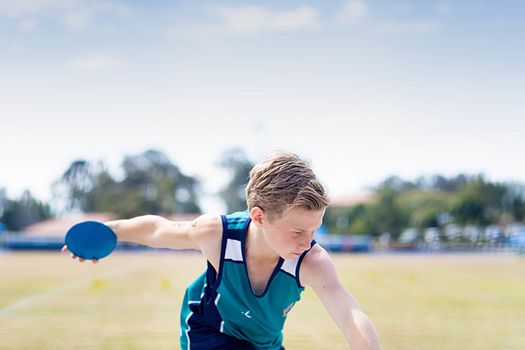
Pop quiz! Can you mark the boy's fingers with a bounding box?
[61,245,68,253]
[67,251,96,263]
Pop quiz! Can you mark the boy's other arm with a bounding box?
[301,246,381,350]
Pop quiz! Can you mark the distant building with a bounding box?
[21,212,118,238]
[329,193,373,208]
[21,212,201,238]
[5,212,201,251]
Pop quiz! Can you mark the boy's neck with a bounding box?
[246,221,280,264]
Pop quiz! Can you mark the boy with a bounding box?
[62,152,381,350]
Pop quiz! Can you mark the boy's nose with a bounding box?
[299,233,314,250]
[298,243,310,252]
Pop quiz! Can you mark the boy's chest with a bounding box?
[246,260,277,295]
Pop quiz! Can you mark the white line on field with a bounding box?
[0,264,143,322]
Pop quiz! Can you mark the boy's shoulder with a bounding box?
[194,211,250,242]
[193,213,223,233]
[185,214,223,249]
[300,243,337,287]
[302,243,331,267]
[191,214,223,270]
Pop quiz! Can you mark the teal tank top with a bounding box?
[180,211,316,350]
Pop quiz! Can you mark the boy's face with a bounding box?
[261,207,324,260]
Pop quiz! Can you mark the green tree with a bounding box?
[451,176,506,225]
[218,148,254,213]
[1,190,52,231]
[398,190,452,229]
[0,188,7,220]
[120,149,201,216]
[53,150,201,218]
[53,159,96,213]
[502,183,525,222]
[366,187,408,235]
[379,176,416,192]
[429,174,470,192]
[325,204,369,235]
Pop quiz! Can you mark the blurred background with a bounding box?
[1,1,524,349]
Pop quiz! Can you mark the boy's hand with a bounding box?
[60,245,99,264]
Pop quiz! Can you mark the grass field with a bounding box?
[1,251,524,349]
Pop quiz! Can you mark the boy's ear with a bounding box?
[250,207,264,227]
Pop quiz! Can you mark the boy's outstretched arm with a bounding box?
[104,214,220,249]
[62,214,222,264]
[301,246,381,350]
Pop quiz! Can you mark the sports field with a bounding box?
[1,251,524,349]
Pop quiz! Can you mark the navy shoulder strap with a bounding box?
[295,239,317,288]
[221,211,250,240]
[209,212,251,288]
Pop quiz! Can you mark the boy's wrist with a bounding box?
[104,221,121,239]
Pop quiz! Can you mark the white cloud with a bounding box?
[376,19,440,34]
[0,0,74,16]
[273,7,319,31]
[210,5,319,33]
[63,9,92,30]
[17,18,36,31]
[338,1,367,25]
[0,0,130,31]
[70,55,124,72]
[92,2,130,17]
[395,2,412,16]
[436,1,451,15]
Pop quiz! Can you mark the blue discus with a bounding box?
[65,221,117,260]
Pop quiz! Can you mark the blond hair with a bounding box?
[246,152,329,220]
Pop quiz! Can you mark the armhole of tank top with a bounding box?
[295,240,317,289]
[211,214,229,289]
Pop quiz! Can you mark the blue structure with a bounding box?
[3,235,65,250]
[315,233,372,253]
[508,231,525,253]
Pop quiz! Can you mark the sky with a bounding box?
[1,0,524,213]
